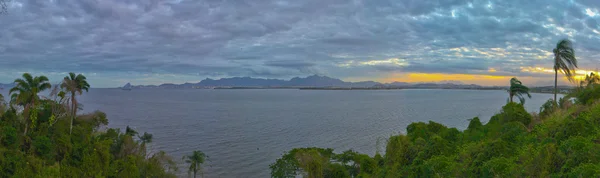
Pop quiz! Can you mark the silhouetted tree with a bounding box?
[580,72,599,88]
[508,77,531,104]
[553,39,577,103]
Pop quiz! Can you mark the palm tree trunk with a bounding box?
[24,105,30,135]
[24,122,28,135]
[70,92,75,135]
[509,93,513,103]
[554,68,558,104]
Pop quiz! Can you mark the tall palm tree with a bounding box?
[183,150,208,178]
[553,39,578,103]
[60,72,90,135]
[508,77,531,104]
[9,73,52,134]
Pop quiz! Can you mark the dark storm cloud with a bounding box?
[1,0,600,86]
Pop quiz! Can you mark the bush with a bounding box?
[559,136,600,173]
[467,117,483,131]
[567,163,600,177]
[548,116,596,141]
[419,156,459,177]
[33,136,54,160]
[572,84,600,105]
[481,157,518,177]
[500,122,528,144]
[498,103,532,126]
[1,126,17,147]
[540,99,556,117]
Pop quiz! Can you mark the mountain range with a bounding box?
[126,75,485,89]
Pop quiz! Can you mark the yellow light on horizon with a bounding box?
[521,66,598,76]
[382,73,515,86]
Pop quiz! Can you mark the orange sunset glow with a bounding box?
[367,66,600,86]
[381,73,521,86]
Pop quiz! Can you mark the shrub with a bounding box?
[572,84,600,104]
[1,126,17,147]
[467,117,483,131]
[499,103,532,126]
[33,136,54,160]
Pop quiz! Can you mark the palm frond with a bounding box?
[509,77,531,104]
[39,83,52,91]
[22,73,34,85]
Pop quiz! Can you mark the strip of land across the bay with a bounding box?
[104,75,573,93]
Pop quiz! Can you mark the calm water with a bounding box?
[2,89,555,177]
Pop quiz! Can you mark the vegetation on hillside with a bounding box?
[0,73,184,177]
[271,86,600,177]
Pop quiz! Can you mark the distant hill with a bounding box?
[199,77,287,87]
[122,83,132,88]
[119,83,133,90]
[128,75,488,89]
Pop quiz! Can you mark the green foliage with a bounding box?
[1,126,17,147]
[32,136,54,160]
[0,73,178,177]
[61,72,91,135]
[270,147,381,178]
[540,98,557,117]
[324,163,350,178]
[480,157,518,177]
[467,117,483,130]
[567,163,600,177]
[272,100,600,177]
[508,77,531,104]
[183,150,208,178]
[572,83,600,105]
[496,102,532,126]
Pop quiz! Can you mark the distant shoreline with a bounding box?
[107,86,570,94]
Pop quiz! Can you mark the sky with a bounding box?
[1,0,600,87]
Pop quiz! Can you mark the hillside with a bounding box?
[269,84,600,177]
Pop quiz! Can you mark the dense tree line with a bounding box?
[0,73,207,177]
[271,89,600,177]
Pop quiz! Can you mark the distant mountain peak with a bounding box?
[122,83,132,88]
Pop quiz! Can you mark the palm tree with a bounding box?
[508,77,531,104]
[553,39,578,103]
[61,72,90,135]
[138,132,153,157]
[183,150,208,178]
[9,73,52,134]
[580,72,600,87]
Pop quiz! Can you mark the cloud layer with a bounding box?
[1,0,600,87]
